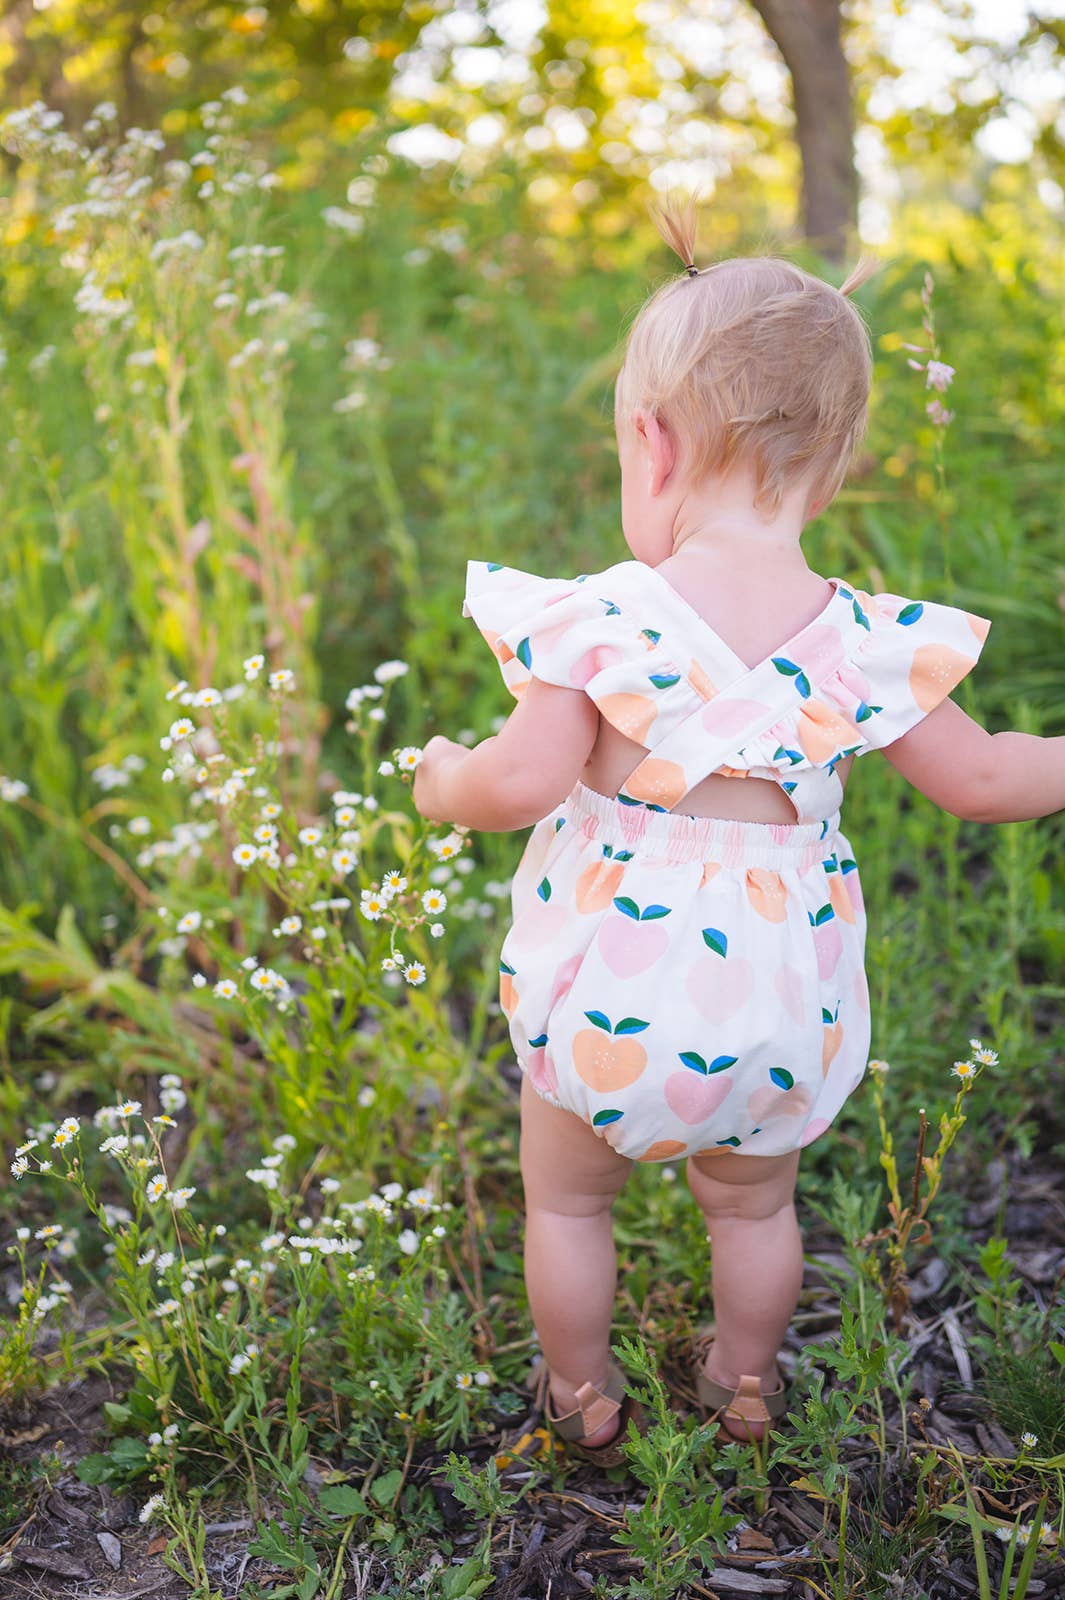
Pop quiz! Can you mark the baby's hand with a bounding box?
[413,734,472,824]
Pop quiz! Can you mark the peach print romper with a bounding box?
[463,557,990,1162]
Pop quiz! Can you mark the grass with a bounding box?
[0,85,1063,1599]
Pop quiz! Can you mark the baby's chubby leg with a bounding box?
[686,1146,802,1439]
[519,1073,632,1447]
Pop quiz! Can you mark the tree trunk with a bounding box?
[747,0,857,262]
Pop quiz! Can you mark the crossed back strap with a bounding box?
[615,666,845,821]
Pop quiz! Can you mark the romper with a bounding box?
[462,556,991,1162]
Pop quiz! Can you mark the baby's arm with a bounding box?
[413,677,600,831]
[882,697,1065,822]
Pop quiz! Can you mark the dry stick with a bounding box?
[13,793,156,907]
[451,1125,496,1357]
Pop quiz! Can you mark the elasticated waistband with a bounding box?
[564,780,841,870]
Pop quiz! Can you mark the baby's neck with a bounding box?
[668,464,813,570]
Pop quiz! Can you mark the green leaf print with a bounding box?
[614,1017,650,1036]
[585,1010,612,1032]
[810,904,835,926]
[708,1055,738,1073]
[500,960,516,976]
[516,637,532,669]
[640,904,671,920]
[529,1033,548,1047]
[648,672,681,689]
[770,1067,795,1090]
[612,896,640,920]
[593,1109,624,1126]
[678,1051,708,1074]
[702,927,728,957]
[772,657,801,677]
[897,602,924,625]
[537,878,551,902]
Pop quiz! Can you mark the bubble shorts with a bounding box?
[498,780,871,1161]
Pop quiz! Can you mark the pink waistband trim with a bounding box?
[564,781,842,870]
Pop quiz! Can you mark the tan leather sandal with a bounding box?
[528,1354,645,1467]
[690,1324,789,1439]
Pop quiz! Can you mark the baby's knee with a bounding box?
[685,1149,799,1223]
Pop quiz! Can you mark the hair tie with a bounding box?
[685,263,698,278]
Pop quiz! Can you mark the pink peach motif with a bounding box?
[799,1117,831,1148]
[598,915,670,979]
[842,866,864,919]
[548,953,584,1012]
[812,914,843,980]
[525,1037,559,1098]
[701,696,771,740]
[686,953,754,1025]
[774,964,806,1026]
[665,1069,734,1125]
[517,897,570,952]
[794,623,846,681]
[569,643,624,689]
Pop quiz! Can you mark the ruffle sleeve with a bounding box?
[462,561,691,740]
[824,590,992,755]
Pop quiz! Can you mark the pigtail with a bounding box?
[839,254,881,297]
[649,189,704,277]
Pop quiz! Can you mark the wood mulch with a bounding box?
[2,1146,1064,1598]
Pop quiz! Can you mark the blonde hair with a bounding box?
[615,194,880,516]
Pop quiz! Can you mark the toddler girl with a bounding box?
[413,199,1065,1459]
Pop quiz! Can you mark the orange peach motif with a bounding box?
[597,691,658,744]
[822,1018,843,1075]
[700,861,721,888]
[500,970,518,1018]
[624,757,688,809]
[966,612,991,643]
[796,698,859,764]
[689,660,718,702]
[572,1029,648,1093]
[637,1139,689,1162]
[909,643,977,712]
[575,859,625,914]
[746,868,788,923]
[827,871,855,925]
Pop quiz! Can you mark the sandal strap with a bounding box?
[544,1359,625,1442]
[692,1334,789,1422]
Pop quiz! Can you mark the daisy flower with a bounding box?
[951,1060,976,1082]
[169,718,195,741]
[214,978,239,999]
[232,843,258,868]
[146,1176,169,1202]
[404,962,427,986]
[360,893,386,922]
[396,746,422,772]
[268,669,294,692]
[382,870,407,896]
[422,889,447,914]
[373,660,408,683]
[298,826,322,846]
[455,1372,474,1390]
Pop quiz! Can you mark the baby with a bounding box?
[413,198,1065,1458]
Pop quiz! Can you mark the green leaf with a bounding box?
[897,601,924,625]
[648,672,680,689]
[678,1051,708,1074]
[612,895,640,919]
[770,1067,795,1090]
[223,1390,252,1434]
[614,1017,649,1035]
[319,1484,369,1517]
[593,1108,623,1126]
[640,903,671,920]
[536,877,551,902]
[516,637,532,669]
[772,657,800,676]
[701,927,727,957]
[370,1468,404,1507]
[585,1009,612,1032]
[707,1055,737,1073]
